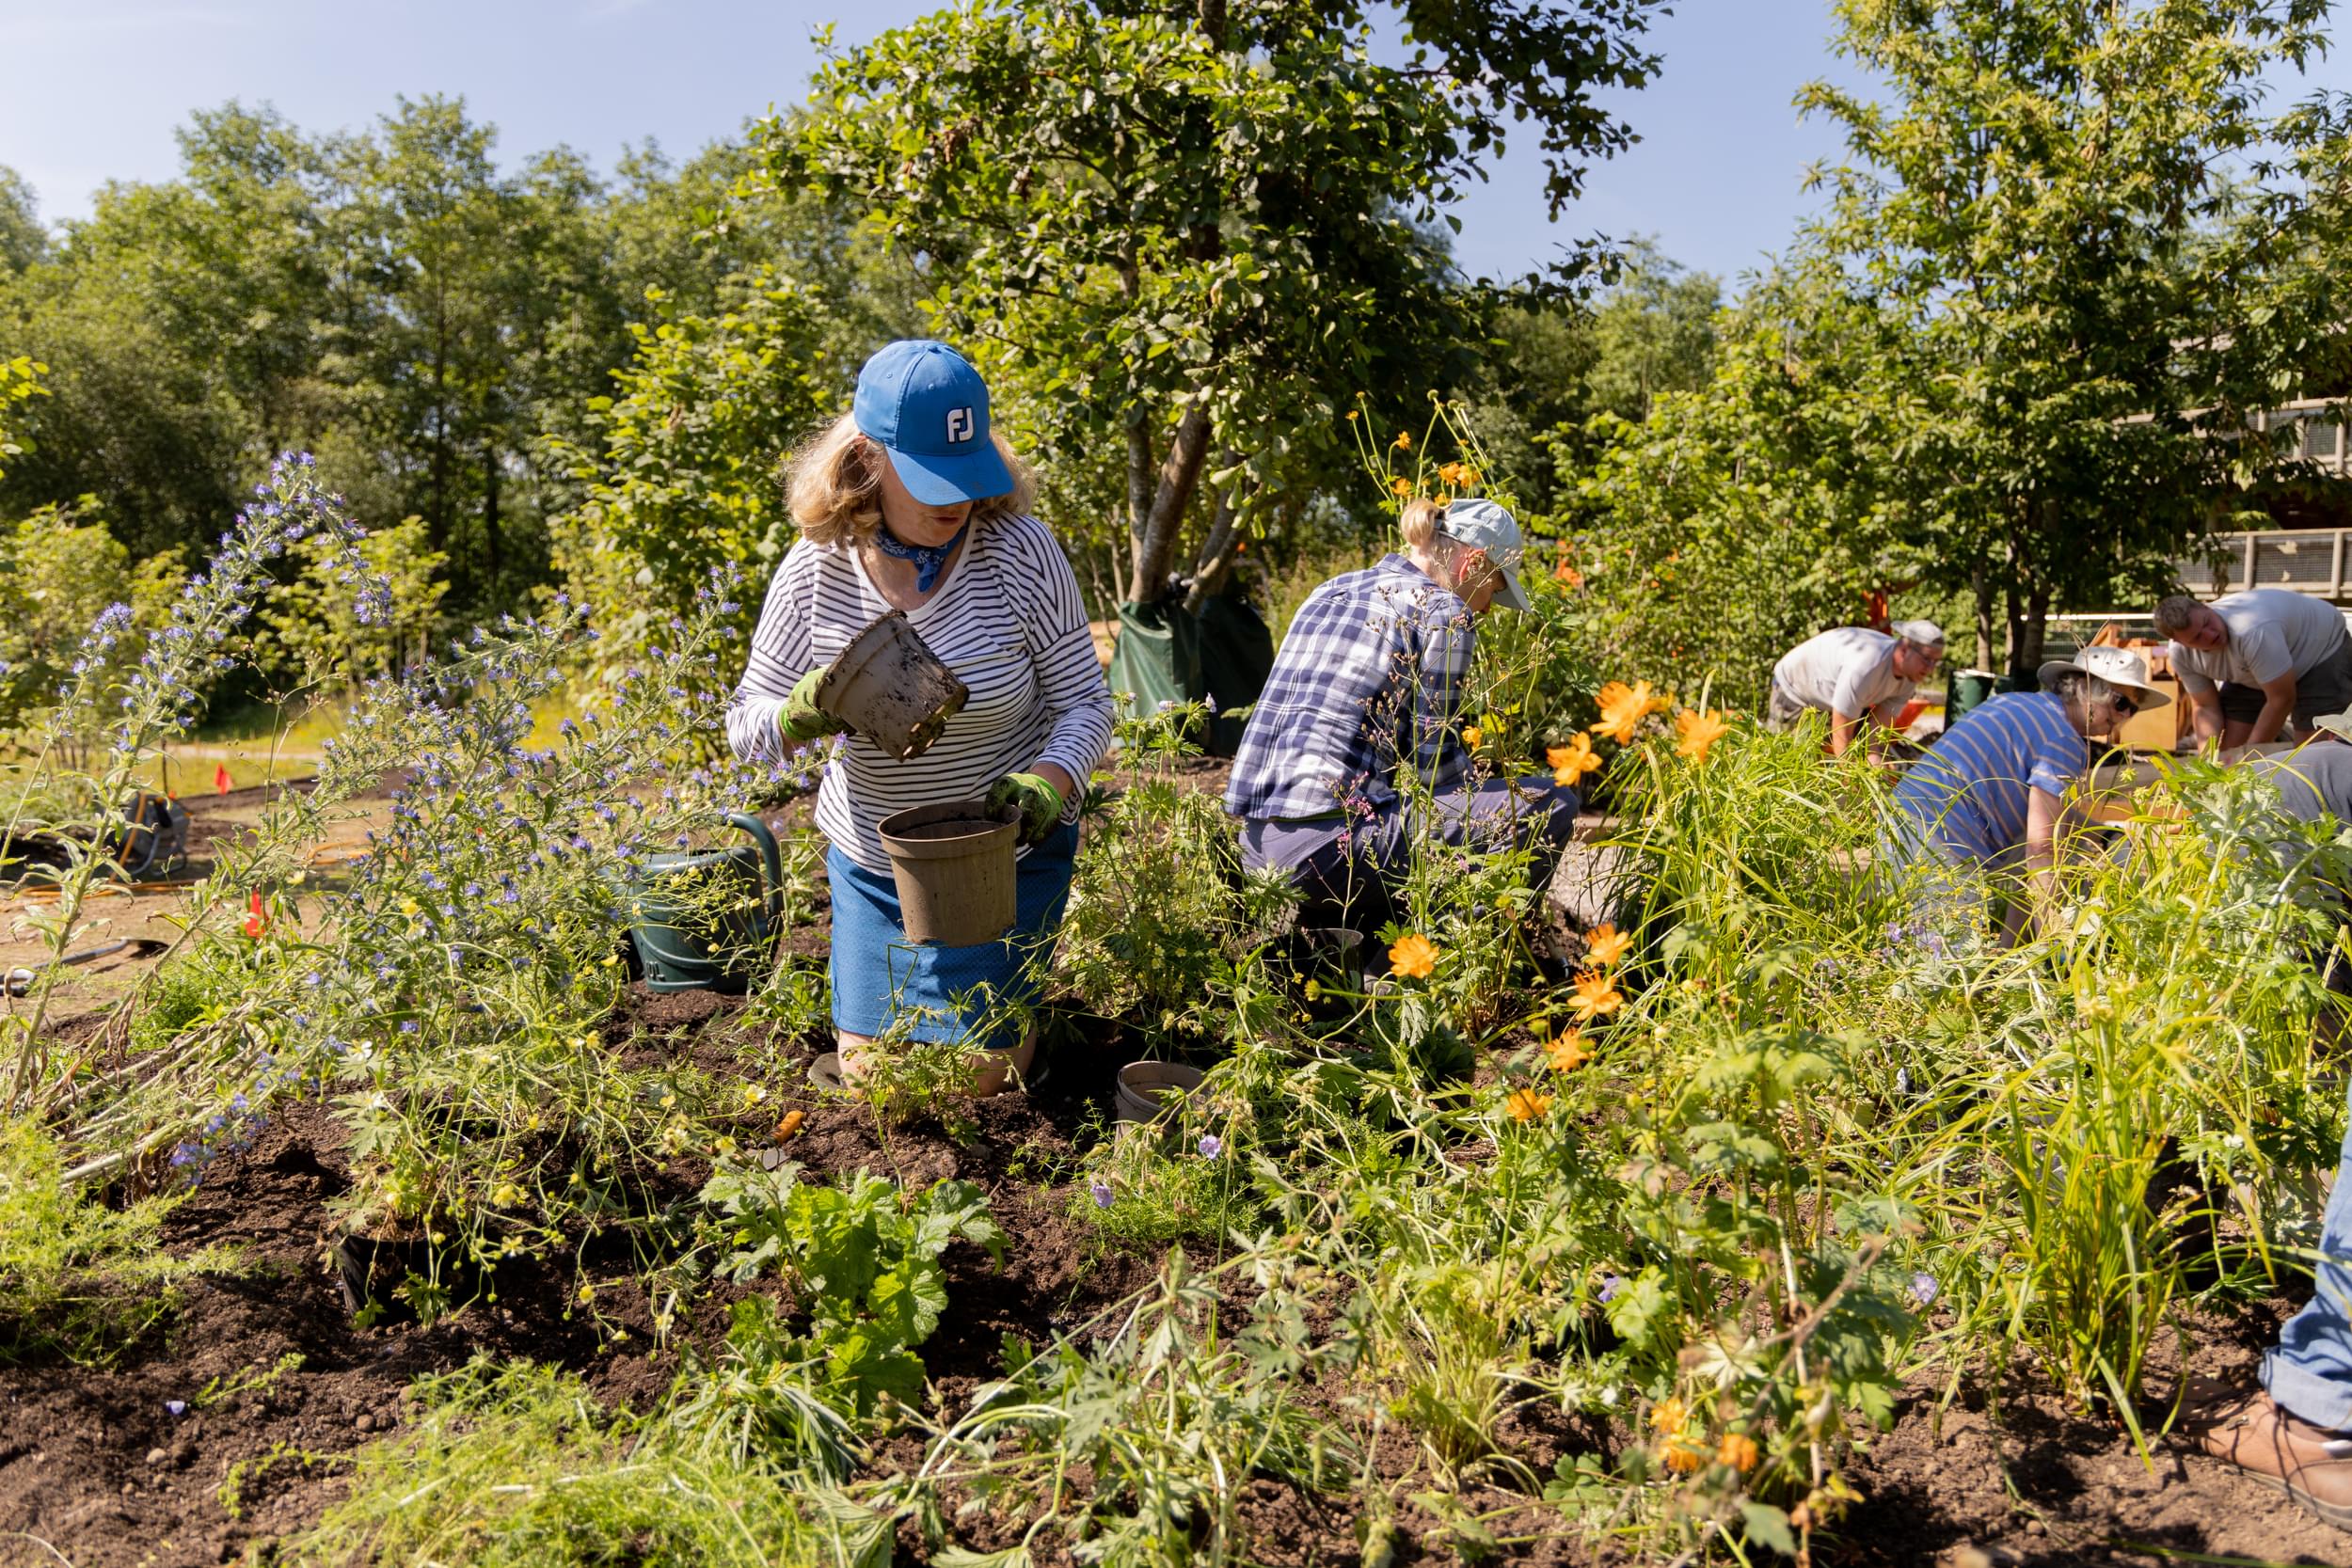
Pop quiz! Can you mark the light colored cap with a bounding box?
[2035,644,2171,708]
[2314,710,2352,743]
[1440,499,1530,611]
[1891,619,1946,649]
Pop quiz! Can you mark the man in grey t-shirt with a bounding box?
[1769,621,1945,757]
[2156,589,2352,748]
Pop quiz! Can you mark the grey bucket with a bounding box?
[818,610,969,761]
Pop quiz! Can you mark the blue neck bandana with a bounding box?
[874,520,967,593]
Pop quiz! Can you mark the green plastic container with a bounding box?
[617,813,785,994]
[1947,669,1997,723]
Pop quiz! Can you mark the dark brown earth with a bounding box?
[5,765,2349,1567]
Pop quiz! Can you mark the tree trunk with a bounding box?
[1182,458,1247,614]
[1126,403,1214,603]
[1972,562,1995,673]
[2018,582,2051,680]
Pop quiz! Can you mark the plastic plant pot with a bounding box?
[876,800,1019,945]
[817,610,970,761]
[1113,1059,1206,1126]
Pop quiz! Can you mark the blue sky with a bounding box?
[3,2,2347,288]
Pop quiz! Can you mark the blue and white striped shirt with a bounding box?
[1894,691,2087,863]
[1224,553,1474,820]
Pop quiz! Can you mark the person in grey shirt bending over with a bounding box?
[1768,620,1945,758]
[2155,589,2352,749]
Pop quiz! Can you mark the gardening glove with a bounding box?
[778,668,852,744]
[986,771,1064,847]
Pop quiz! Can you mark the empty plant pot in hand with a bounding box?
[877,800,1019,945]
[818,610,969,761]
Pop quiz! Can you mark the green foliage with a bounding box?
[259,514,449,690]
[548,270,834,677]
[0,1117,236,1362]
[1797,0,2342,669]
[288,1359,886,1568]
[0,352,43,480]
[701,1162,1005,1417]
[788,0,1666,600]
[0,498,185,742]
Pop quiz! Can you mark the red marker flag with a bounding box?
[214,763,231,796]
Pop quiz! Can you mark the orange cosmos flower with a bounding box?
[1675,706,1731,763]
[1461,724,1483,748]
[1393,430,1412,451]
[1566,970,1624,1022]
[1590,679,1664,744]
[1583,923,1631,968]
[1718,1432,1760,1473]
[1390,476,1414,498]
[1661,1438,1709,1474]
[1545,1029,1591,1072]
[1388,932,1438,979]
[1649,1396,1689,1434]
[1548,734,1602,786]
[1506,1086,1554,1121]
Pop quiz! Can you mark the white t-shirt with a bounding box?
[1772,627,1914,722]
[2250,743,2352,824]
[725,515,1116,875]
[2169,589,2347,695]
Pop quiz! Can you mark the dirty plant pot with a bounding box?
[818,610,970,761]
[1114,1060,1206,1125]
[877,801,1018,945]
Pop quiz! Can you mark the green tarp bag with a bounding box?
[1102,591,1273,757]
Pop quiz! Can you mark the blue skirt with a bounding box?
[827,820,1079,1053]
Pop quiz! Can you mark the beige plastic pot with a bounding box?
[876,800,1019,945]
[817,610,969,761]
[1114,1060,1206,1126]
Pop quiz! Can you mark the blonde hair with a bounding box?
[786,410,1038,546]
[1398,497,1446,551]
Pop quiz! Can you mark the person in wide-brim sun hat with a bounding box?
[723,340,1114,1098]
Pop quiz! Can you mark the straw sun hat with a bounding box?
[2034,645,2172,708]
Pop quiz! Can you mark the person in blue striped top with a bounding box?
[1888,644,2169,942]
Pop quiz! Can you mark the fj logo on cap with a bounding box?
[946,406,974,444]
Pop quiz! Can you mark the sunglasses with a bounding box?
[2110,695,2138,719]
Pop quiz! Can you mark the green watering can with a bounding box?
[617,813,786,994]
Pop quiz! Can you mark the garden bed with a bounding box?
[1,973,2341,1567]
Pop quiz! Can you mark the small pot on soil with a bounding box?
[1114,1060,1206,1125]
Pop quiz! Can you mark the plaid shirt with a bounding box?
[1224,553,1475,820]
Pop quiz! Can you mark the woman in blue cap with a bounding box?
[726,341,1114,1094]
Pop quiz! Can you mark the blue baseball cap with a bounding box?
[851,340,1016,506]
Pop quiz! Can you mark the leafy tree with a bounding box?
[259,515,449,692]
[1800,0,2341,674]
[0,499,186,742]
[0,354,42,481]
[1572,260,1937,697]
[787,0,1666,607]
[547,270,836,678]
[0,166,43,275]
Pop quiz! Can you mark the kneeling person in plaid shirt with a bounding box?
[1223,497,1580,928]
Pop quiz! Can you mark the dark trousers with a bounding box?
[1239,776,1581,930]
